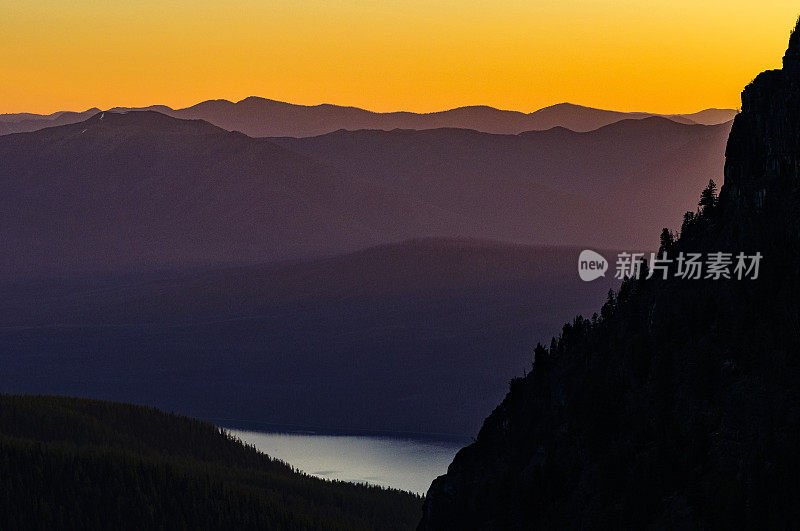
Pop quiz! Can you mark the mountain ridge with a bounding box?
[0,110,730,277]
[0,99,737,137]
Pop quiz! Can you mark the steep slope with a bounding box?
[419,18,800,530]
[0,100,737,137]
[274,118,732,250]
[0,394,420,530]
[0,239,618,437]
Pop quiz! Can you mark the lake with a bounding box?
[228,429,465,494]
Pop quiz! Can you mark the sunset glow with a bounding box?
[2,0,798,114]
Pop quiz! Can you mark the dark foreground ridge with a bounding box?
[0,394,420,530]
[419,17,800,530]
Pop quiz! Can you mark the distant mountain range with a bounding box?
[0,111,400,276]
[0,111,730,277]
[0,98,737,137]
[0,106,732,437]
[0,108,102,134]
[272,117,731,252]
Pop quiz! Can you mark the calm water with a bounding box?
[228,429,465,494]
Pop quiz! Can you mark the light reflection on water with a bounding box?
[228,429,464,494]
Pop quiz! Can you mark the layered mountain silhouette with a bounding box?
[0,240,616,438]
[166,100,736,137]
[0,99,737,137]
[0,239,617,436]
[0,111,410,276]
[419,17,800,530]
[272,118,731,250]
[0,108,100,135]
[0,111,730,277]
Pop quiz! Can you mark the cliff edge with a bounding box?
[419,17,800,530]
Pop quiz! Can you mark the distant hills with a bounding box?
[0,111,399,276]
[0,111,730,277]
[0,238,618,437]
[0,104,733,438]
[272,117,731,252]
[0,108,101,135]
[0,98,737,137]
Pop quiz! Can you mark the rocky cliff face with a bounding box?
[419,17,800,530]
[721,24,800,255]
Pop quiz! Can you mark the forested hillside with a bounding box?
[0,394,420,530]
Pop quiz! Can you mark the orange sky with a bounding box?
[1,1,798,115]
